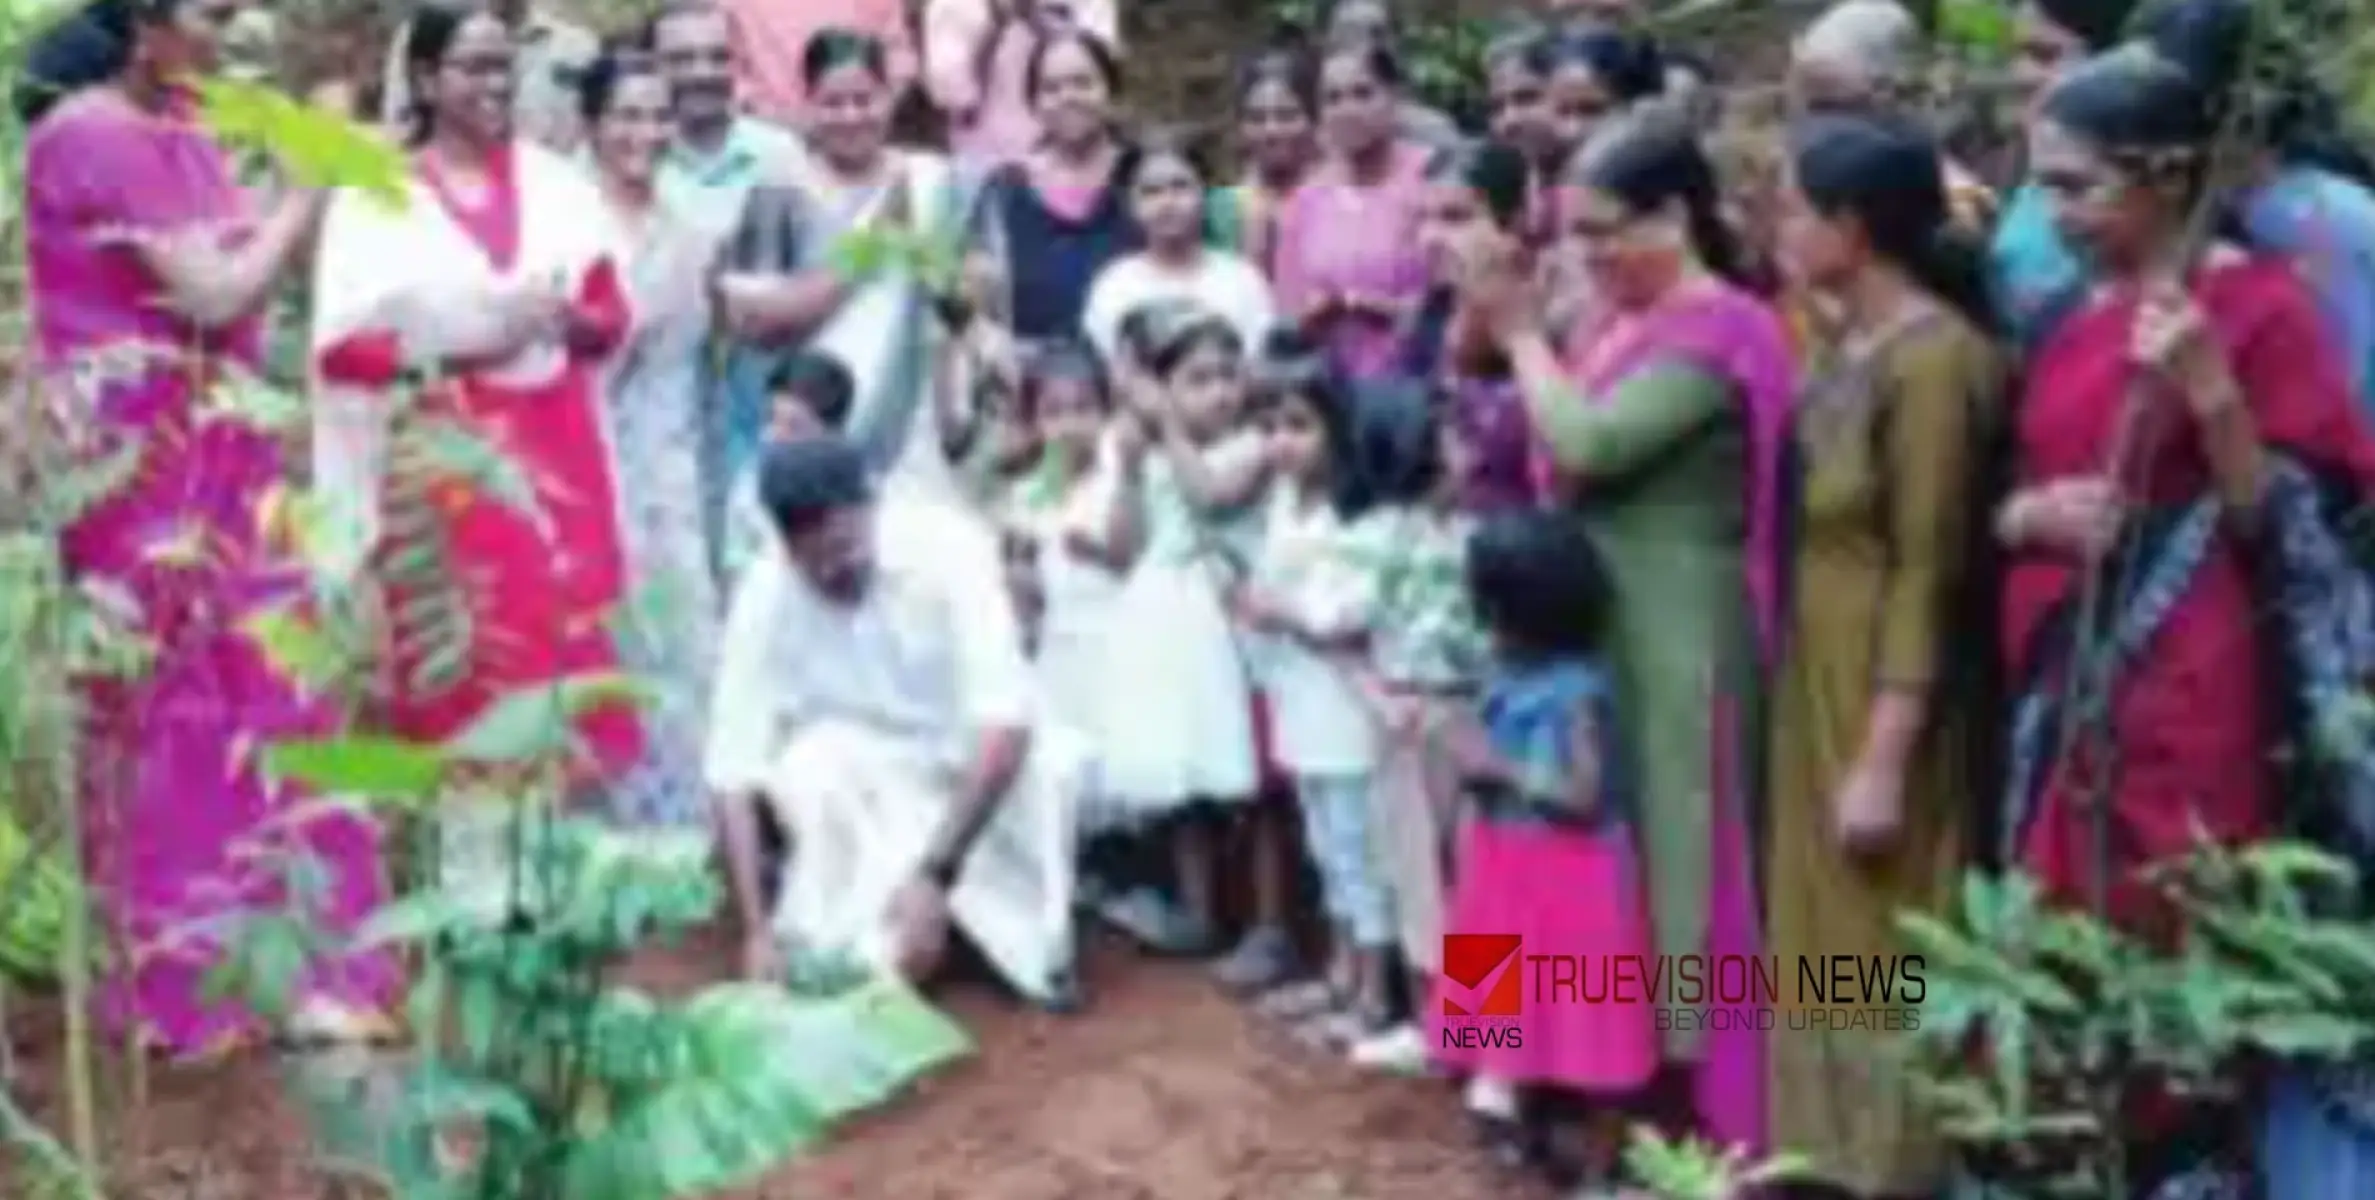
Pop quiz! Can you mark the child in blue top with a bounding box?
[1431,510,1657,1190]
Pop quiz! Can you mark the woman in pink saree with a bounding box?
[1459,109,1792,1155]
[308,10,641,814]
[23,0,395,1058]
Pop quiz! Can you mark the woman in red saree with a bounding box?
[1998,49,2375,934]
[308,8,641,816]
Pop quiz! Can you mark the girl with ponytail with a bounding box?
[1763,111,2007,1198]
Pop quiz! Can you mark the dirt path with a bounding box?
[6,932,1548,1199]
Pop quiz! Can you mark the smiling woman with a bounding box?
[309,4,645,828]
[23,0,399,1059]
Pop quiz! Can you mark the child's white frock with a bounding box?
[1096,429,1263,817]
[1004,437,1134,818]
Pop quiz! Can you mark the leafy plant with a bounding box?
[1896,843,2375,1196]
[214,674,972,1200]
[1622,1126,1813,1199]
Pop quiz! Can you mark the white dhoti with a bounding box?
[761,718,1083,997]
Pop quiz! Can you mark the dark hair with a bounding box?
[1466,509,1607,658]
[1318,40,1405,92]
[1142,302,1243,379]
[1349,376,1445,507]
[1115,298,1201,367]
[1024,28,1121,104]
[1252,338,1369,517]
[2033,0,2142,51]
[2039,45,2215,183]
[402,2,504,146]
[757,435,873,538]
[801,27,887,89]
[17,2,141,121]
[1021,338,1112,418]
[1532,26,1665,103]
[1569,109,1752,287]
[1127,125,1214,188]
[2142,0,2375,188]
[1427,139,1533,228]
[573,47,660,124]
[1238,47,1316,115]
[1790,113,1997,333]
[766,351,857,431]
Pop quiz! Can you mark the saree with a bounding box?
[1557,279,1796,1153]
[711,149,965,554]
[2002,263,2375,1192]
[1999,260,2375,933]
[599,200,723,827]
[309,140,643,797]
[26,91,395,1055]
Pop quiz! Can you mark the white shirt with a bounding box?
[703,492,1026,794]
[1079,251,1277,364]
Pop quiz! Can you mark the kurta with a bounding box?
[1765,313,2002,1194]
[310,141,643,794]
[1272,141,1433,380]
[1546,365,1758,995]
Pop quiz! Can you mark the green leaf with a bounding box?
[263,736,448,802]
[441,673,647,765]
[193,76,410,205]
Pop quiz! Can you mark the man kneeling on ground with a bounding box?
[705,436,1083,1010]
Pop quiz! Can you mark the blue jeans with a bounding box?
[2260,1066,2375,1198]
[1294,773,1392,949]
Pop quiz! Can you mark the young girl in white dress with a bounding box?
[1095,299,1269,957]
[1229,346,1394,1043]
[994,341,1138,826]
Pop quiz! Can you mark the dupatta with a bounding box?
[308,139,629,557]
[1564,280,1799,660]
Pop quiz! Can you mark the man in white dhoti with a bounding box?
[706,437,1084,1010]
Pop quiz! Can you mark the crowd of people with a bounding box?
[21,0,2375,1194]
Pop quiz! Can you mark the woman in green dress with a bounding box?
[1455,111,1794,1153]
[1764,114,2004,1197]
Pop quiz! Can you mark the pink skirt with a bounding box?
[1431,817,1659,1095]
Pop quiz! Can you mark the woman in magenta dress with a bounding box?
[309,8,641,797]
[1404,140,1544,513]
[23,0,396,1057]
[1999,49,2375,933]
[1273,42,1434,382]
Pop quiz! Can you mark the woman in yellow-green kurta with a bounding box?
[1763,115,2002,1197]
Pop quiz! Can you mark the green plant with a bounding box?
[1622,1126,1813,1199]
[1896,843,2375,1197]
[213,669,971,1200]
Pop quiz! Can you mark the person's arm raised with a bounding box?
[123,187,327,331]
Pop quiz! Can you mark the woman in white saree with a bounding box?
[712,28,970,546]
[310,8,642,849]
